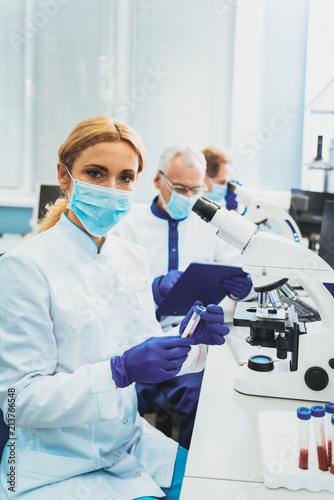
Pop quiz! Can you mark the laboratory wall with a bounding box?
[230,0,309,191]
[301,0,334,193]
[0,0,312,234]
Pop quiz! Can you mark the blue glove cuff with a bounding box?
[152,275,165,306]
[110,355,132,388]
[227,293,239,301]
[238,288,252,300]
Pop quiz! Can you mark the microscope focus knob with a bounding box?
[304,367,329,391]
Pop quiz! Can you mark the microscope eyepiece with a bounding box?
[227,181,238,192]
[192,196,219,223]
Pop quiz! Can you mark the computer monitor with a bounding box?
[30,184,63,232]
[291,189,334,216]
[37,184,63,221]
[319,200,334,269]
[289,189,334,237]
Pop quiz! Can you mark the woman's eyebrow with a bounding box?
[82,165,137,175]
[83,164,109,172]
[121,168,137,175]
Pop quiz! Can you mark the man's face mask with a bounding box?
[163,190,199,220]
[66,167,133,237]
[206,183,228,203]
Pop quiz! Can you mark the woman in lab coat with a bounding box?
[0,116,228,500]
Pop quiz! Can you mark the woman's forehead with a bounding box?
[72,142,139,171]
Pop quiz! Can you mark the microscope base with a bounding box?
[234,361,330,402]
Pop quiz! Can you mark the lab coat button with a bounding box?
[118,341,124,347]
[116,451,121,457]
[136,471,141,477]
[123,418,128,424]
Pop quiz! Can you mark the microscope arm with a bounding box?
[228,182,302,242]
[193,197,334,327]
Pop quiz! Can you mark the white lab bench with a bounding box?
[180,320,333,500]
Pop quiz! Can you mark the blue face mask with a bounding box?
[206,183,228,203]
[163,191,199,220]
[66,171,133,237]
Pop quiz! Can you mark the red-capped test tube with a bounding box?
[311,405,328,471]
[331,415,334,475]
[181,305,206,338]
[297,407,311,470]
[325,402,334,465]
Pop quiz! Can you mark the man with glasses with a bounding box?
[112,145,252,449]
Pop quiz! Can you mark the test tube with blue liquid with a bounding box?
[311,405,328,471]
[181,305,206,338]
[325,402,334,466]
[297,407,311,470]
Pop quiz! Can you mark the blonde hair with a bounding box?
[202,146,232,178]
[39,116,146,232]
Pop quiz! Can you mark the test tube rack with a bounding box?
[257,410,334,493]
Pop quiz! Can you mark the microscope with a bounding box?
[228,181,302,243]
[192,196,334,401]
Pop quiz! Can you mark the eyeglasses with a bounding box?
[159,171,207,196]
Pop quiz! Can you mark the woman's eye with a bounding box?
[89,170,102,178]
[120,175,134,183]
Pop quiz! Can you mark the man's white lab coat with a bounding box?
[113,199,243,330]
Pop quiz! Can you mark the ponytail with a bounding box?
[38,197,68,233]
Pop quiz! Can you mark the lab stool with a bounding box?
[144,389,182,441]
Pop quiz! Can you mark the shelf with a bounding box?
[306,78,334,114]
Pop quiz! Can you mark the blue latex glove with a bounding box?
[221,274,252,299]
[225,180,241,211]
[179,300,229,345]
[110,336,192,388]
[159,270,183,298]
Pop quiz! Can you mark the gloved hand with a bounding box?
[110,336,192,388]
[225,180,241,211]
[179,300,229,345]
[221,274,252,299]
[158,269,183,298]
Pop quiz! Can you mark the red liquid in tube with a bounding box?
[328,439,332,467]
[317,445,328,471]
[298,449,308,470]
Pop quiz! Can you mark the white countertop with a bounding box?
[180,323,333,499]
[181,476,333,499]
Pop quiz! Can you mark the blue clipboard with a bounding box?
[156,262,248,316]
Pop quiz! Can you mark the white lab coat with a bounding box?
[0,214,206,500]
[113,201,243,330]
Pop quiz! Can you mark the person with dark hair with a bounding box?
[202,145,239,210]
